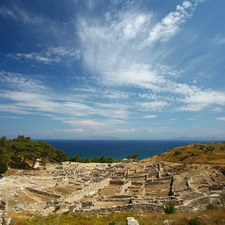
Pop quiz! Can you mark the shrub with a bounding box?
[207,203,218,210]
[163,203,176,214]
[188,217,200,225]
[173,151,181,156]
[180,155,188,161]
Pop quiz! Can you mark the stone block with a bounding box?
[126,217,139,225]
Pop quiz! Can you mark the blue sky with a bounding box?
[0,0,225,140]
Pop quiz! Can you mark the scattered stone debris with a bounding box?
[0,201,11,225]
[0,161,225,216]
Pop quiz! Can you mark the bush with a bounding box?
[188,218,200,225]
[180,155,188,161]
[207,203,218,210]
[163,203,176,214]
[173,151,181,156]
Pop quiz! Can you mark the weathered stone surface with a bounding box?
[1,161,225,216]
[126,217,139,225]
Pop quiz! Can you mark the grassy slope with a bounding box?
[142,142,225,165]
[10,208,225,225]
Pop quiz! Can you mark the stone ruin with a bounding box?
[0,160,225,217]
[0,201,11,225]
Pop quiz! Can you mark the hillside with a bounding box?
[1,141,225,225]
[141,142,225,164]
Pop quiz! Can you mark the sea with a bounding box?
[43,139,222,160]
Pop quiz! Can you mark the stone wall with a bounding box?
[110,180,125,185]
[26,187,61,199]
[70,202,163,213]
[0,201,11,225]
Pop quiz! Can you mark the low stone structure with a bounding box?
[26,187,61,199]
[1,161,225,216]
[0,201,11,225]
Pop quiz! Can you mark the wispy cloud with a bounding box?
[0,71,46,92]
[6,47,80,64]
[0,71,130,121]
[178,91,225,111]
[76,0,224,115]
[140,0,199,47]
[64,128,84,133]
[0,5,44,24]
[212,34,225,45]
[1,0,224,139]
[143,115,157,119]
[138,101,169,111]
[216,117,225,121]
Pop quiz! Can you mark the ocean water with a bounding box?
[43,139,220,160]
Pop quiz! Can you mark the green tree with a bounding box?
[54,149,68,163]
[69,155,81,162]
[0,138,10,174]
[0,149,9,174]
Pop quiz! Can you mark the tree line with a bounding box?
[68,153,138,163]
[0,135,140,175]
[69,155,115,163]
[0,135,68,174]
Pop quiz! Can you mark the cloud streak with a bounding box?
[6,47,80,64]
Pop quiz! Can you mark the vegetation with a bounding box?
[0,135,68,174]
[206,203,218,210]
[69,154,115,163]
[188,218,200,225]
[69,153,139,163]
[141,142,225,164]
[163,203,177,214]
[9,206,225,225]
[127,153,139,160]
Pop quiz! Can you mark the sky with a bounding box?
[0,0,225,140]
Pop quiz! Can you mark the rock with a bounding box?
[126,217,139,225]
[163,219,171,225]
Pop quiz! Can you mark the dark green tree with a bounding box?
[54,149,68,163]
[0,148,9,174]
[0,136,10,174]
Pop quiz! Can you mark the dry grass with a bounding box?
[141,142,225,165]
[9,206,225,225]
[3,169,18,177]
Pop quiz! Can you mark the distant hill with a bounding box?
[141,142,225,164]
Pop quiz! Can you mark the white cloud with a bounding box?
[178,91,225,111]
[138,101,169,111]
[6,47,80,64]
[216,117,225,121]
[0,71,46,92]
[140,0,198,47]
[213,107,223,112]
[143,115,157,119]
[0,6,44,24]
[95,128,136,134]
[64,128,84,133]
[212,34,225,45]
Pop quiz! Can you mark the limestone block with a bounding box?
[126,217,139,225]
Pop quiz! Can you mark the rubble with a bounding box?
[0,161,225,217]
